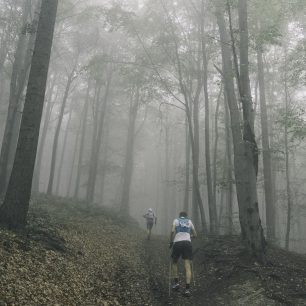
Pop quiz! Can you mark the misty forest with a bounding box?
[1,0,306,305]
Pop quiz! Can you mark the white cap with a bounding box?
[148,208,153,212]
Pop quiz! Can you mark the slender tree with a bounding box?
[47,58,78,195]
[257,34,275,241]
[86,67,112,203]
[200,0,217,234]
[120,85,140,215]
[74,81,90,199]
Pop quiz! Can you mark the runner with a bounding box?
[169,211,197,297]
[143,208,157,240]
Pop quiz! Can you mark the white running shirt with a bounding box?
[172,218,195,243]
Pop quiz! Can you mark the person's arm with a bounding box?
[169,223,176,247]
[191,222,197,238]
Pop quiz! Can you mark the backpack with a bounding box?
[175,217,191,233]
[147,211,154,220]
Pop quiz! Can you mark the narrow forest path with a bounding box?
[142,236,214,305]
[142,234,306,306]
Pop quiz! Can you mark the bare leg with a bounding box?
[172,260,178,280]
[148,228,151,240]
[184,259,192,285]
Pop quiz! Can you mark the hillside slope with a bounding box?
[1,198,306,306]
[0,197,153,305]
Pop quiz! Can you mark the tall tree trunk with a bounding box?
[0,0,58,228]
[47,63,77,195]
[7,2,41,181]
[66,120,82,198]
[85,82,101,201]
[224,92,233,235]
[120,85,140,216]
[0,2,31,196]
[213,86,222,221]
[164,115,170,226]
[74,82,90,199]
[183,117,190,213]
[186,102,207,232]
[216,2,266,258]
[32,73,57,193]
[257,44,275,241]
[86,70,112,203]
[284,63,292,251]
[201,0,217,235]
[238,1,265,255]
[99,117,110,204]
[55,107,73,195]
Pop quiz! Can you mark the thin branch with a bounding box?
[226,0,242,98]
[125,14,186,107]
[159,101,186,113]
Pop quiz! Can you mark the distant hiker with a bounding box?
[169,211,197,297]
[143,208,157,240]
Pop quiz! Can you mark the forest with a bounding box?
[1,0,306,305]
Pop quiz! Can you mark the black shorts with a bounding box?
[171,241,192,261]
[147,220,154,230]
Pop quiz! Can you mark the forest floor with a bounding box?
[1,197,306,305]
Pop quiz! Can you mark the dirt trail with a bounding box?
[143,236,214,305]
[142,235,306,306]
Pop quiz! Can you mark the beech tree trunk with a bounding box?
[183,117,190,213]
[201,0,217,235]
[99,118,110,204]
[74,81,90,199]
[212,86,222,230]
[47,62,77,195]
[55,108,73,195]
[120,85,140,216]
[257,44,275,241]
[0,2,32,196]
[284,61,292,251]
[86,70,112,203]
[0,0,58,228]
[187,101,207,232]
[224,92,233,234]
[66,121,82,198]
[32,74,57,193]
[216,1,266,258]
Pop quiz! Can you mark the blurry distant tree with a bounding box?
[47,54,79,195]
[86,55,113,203]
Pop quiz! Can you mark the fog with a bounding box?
[1,0,306,255]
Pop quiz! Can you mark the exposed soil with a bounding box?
[144,235,306,305]
[1,197,306,305]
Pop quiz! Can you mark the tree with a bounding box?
[216,0,266,258]
[200,0,218,234]
[256,36,275,241]
[74,80,90,199]
[0,0,39,196]
[0,0,58,228]
[86,61,112,203]
[47,56,79,195]
[120,84,140,215]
